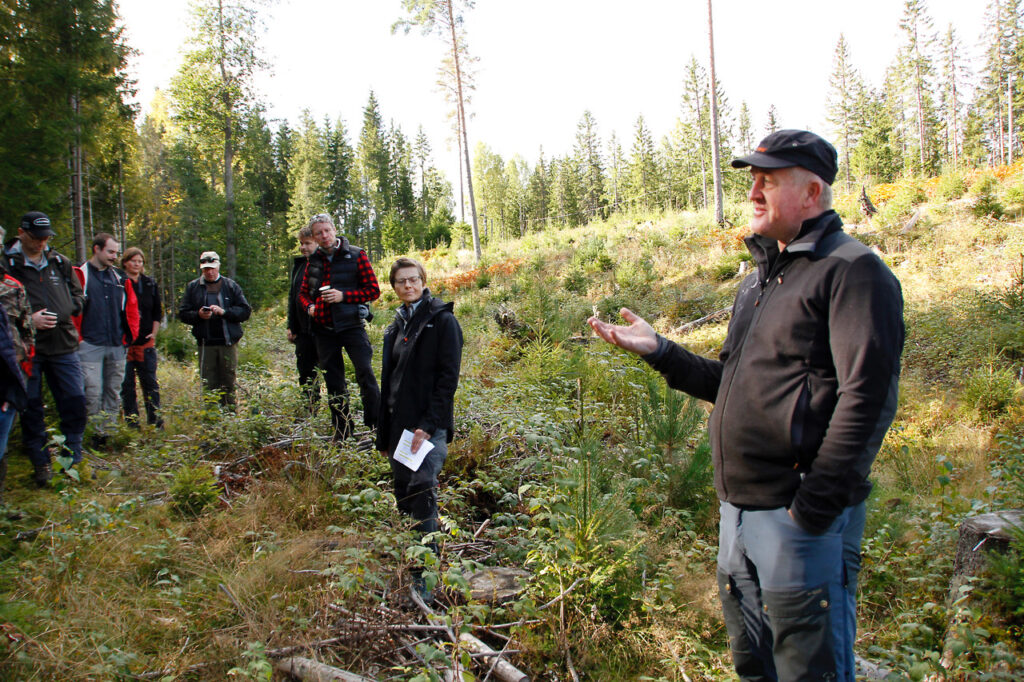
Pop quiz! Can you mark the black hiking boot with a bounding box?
[33,461,52,488]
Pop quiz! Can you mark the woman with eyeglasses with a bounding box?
[377,257,463,605]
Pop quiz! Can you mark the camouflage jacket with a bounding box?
[0,273,35,369]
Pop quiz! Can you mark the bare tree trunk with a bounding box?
[118,157,127,245]
[1008,78,1014,165]
[707,0,724,225]
[69,93,87,262]
[446,0,481,261]
[216,0,238,278]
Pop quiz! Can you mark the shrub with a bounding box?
[563,265,587,294]
[169,464,220,517]
[934,166,968,200]
[969,172,1004,219]
[157,320,196,362]
[960,364,1019,422]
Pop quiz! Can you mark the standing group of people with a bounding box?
[286,213,464,601]
[0,213,165,499]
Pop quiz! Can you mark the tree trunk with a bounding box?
[707,0,724,225]
[218,0,237,278]
[446,0,481,261]
[69,93,87,263]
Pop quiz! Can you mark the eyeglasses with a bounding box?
[395,276,422,286]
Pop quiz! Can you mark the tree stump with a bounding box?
[937,510,1024,674]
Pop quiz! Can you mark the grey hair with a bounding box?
[789,167,833,210]
[819,181,833,210]
[307,213,334,230]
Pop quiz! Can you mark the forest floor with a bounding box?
[3,173,1024,680]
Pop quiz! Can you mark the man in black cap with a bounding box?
[2,212,87,483]
[589,129,904,681]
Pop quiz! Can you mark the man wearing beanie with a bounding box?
[2,212,87,483]
[589,130,904,681]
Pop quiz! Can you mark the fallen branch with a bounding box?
[274,656,375,682]
[14,520,66,542]
[672,306,732,334]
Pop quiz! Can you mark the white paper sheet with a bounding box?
[392,429,435,472]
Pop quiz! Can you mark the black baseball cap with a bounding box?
[731,129,838,185]
[20,211,55,238]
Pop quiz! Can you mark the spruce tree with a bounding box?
[574,111,607,224]
[826,35,868,190]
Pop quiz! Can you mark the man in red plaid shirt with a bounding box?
[298,214,381,442]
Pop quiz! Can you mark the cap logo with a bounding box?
[756,146,767,152]
[33,217,50,227]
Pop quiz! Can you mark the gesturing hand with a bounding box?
[587,307,659,355]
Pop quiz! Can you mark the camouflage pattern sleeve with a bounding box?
[0,274,35,364]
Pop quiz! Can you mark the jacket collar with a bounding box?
[745,210,843,273]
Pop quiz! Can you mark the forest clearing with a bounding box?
[2,167,1024,679]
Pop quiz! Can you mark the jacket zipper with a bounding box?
[712,250,791,499]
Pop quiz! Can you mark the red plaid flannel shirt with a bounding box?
[298,246,380,328]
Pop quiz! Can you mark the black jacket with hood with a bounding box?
[644,210,904,534]
[376,290,463,453]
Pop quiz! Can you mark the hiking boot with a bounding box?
[33,461,52,488]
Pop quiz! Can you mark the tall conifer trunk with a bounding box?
[445,0,481,261]
[707,0,724,225]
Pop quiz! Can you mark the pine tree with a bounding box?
[394,0,482,261]
[170,0,269,278]
[826,34,868,189]
[605,134,626,211]
[706,0,724,224]
[355,91,391,255]
[324,117,354,225]
[287,109,328,233]
[938,24,971,166]
[574,111,607,223]
[681,57,711,209]
[897,0,939,174]
[627,116,659,210]
[737,102,755,155]
[765,105,779,134]
[527,148,551,229]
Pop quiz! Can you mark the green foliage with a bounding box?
[156,320,197,362]
[969,173,1005,219]
[960,362,1019,422]
[980,523,1024,634]
[934,166,968,200]
[562,265,587,294]
[228,641,273,681]
[874,180,927,230]
[169,464,219,517]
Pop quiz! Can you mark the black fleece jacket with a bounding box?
[644,210,904,533]
[376,290,463,453]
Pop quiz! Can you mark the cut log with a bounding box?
[275,656,375,682]
[860,186,877,217]
[900,208,924,234]
[673,306,732,335]
[458,632,529,682]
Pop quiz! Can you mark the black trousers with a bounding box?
[313,327,379,439]
[122,347,162,426]
[294,332,320,408]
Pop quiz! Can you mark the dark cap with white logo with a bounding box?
[19,211,55,238]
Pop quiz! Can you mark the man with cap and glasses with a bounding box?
[2,212,86,484]
[178,251,251,408]
[298,213,381,443]
[589,130,904,681]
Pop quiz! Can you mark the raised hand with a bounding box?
[587,307,658,356]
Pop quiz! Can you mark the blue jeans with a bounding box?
[22,352,86,465]
[717,501,867,681]
[0,404,17,461]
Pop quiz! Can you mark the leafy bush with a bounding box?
[873,180,927,230]
[169,464,220,517]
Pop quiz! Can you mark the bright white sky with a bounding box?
[118,0,986,185]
